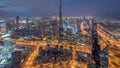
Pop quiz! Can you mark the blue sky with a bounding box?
[0,0,120,18]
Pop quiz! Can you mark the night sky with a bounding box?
[0,0,120,18]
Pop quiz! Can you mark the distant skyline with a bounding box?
[0,0,120,18]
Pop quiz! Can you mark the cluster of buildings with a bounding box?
[0,15,113,68]
[0,38,22,68]
[0,16,93,44]
[35,44,73,65]
[0,34,35,68]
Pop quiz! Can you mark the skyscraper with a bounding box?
[91,19,100,68]
[11,51,22,68]
[26,18,29,30]
[58,0,63,42]
[16,16,19,29]
[59,0,62,27]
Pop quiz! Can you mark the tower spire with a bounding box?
[59,0,62,27]
[58,0,62,42]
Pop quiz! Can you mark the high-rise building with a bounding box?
[39,46,43,55]
[100,45,108,68]
[16,16,19,29]
[0,38,12,68]
[3,38,12,52]
[26,18,29,30]
[59,0,62,27]
[91,19,100,67]
[6,22,12,32]
[11,51,22,68]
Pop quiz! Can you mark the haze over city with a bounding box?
[0,0,120,18]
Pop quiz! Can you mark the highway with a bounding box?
[22,47,39,68]
[97,24,120,68]
[81,21,120,67]
[14,40,91,68]
[1,22,119,68]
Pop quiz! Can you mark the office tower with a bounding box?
[16,16,19,29]
[59,0,62,27]
[26,18,29,30]
[6,22,12,32]
[11,51,22,68]
[58,0,63,42]
[100,45,108,68]
[91,19,100,68]
[3,38,12,52]
[39,46,43,55]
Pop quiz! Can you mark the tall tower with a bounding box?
[100,45,108,68]
[59,0,62,27]
[3,38,12,52]
[26,18,29,30]
[16,16,19,29]
[58,0,63,42]
[91,19,100,68]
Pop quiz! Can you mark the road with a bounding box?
[97,24,120,68]
[80,22,120,67]
[22,46,39,68]
[15,40,91,68]
[1,22,118,68]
